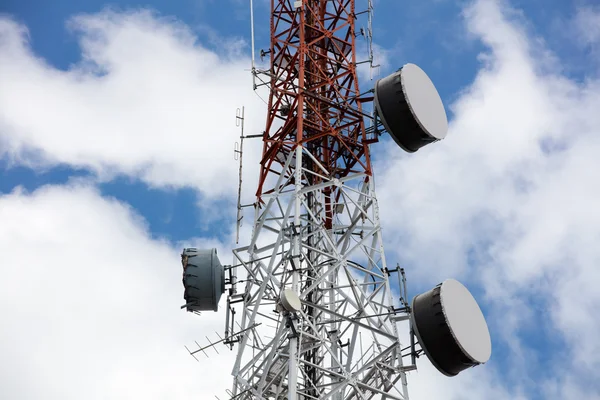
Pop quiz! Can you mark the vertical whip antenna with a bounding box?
[249,0,257,90]
[234,107,245,244]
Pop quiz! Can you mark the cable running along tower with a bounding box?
[180,1,492,399]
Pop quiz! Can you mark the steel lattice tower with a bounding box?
[180,1,493,399]
[230,1,410,399]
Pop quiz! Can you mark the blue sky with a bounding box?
[1,0,600,399]
[1,0,578,243]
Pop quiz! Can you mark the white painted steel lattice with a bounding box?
[227,148,411,400]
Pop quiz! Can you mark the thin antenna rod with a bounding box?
[366,0,379,80]
[249,0,257,90]
[235,107,245,244]
[368,0,372,80]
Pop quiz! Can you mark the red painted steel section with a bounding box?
[257,0,376,219]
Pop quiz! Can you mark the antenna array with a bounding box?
[179,2,492,399]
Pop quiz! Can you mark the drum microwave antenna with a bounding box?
[179,1,492,399]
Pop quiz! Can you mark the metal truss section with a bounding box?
[255,0,377,201]
[222,2,410,399]
[229,148,410,400]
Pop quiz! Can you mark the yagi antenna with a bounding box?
[185,323,261,360]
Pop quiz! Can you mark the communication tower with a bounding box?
[180,1,492,399]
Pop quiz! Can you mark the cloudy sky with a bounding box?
[1,0,599,399]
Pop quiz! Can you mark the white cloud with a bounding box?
[376,0,600,395]
[0,182,236,399]
[407,361,526,400]
[0,10,265,198]
[575,5,600,49]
